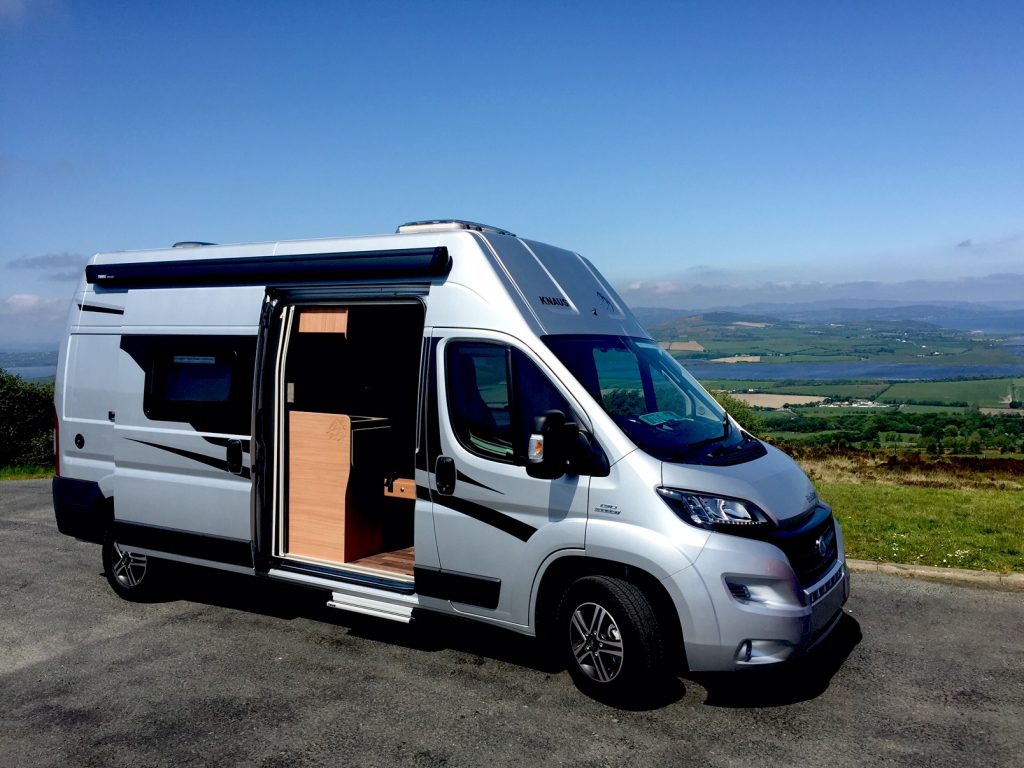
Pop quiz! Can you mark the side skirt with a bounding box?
[112,520,253,569]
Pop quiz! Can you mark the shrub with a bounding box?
[712,392,766,436]
[0,369,54,467]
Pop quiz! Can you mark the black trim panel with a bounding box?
[77,302,124,315]
[414,565,501,609]
[432,495,536,543]
[112,521,253,568]
[52,476,111,544]
[86,247,451,289]
[125,438,251,480]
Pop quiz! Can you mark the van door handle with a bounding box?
[435,456,456,495]
[226,439,244,475]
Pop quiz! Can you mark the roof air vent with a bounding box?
[172,241,216,248]
[397,219,514,236]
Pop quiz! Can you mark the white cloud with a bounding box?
[0,293,69,346]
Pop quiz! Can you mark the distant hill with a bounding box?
[0,349,59,369]
[633,302,1024,335]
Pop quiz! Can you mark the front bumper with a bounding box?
[665,520,851,672]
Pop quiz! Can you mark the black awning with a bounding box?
[86,246,450,288]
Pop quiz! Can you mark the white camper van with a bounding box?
[53,220,849,700]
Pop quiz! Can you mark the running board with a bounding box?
[326,592,414,623]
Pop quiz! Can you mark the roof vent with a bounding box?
[172,241,216,248]
[397,219,514,236]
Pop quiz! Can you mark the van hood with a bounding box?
[660,442,818,524]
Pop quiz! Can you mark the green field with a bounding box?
[654,314,1020,366]
[821,481,1023,572]
[896,404,970,414]
[702,377,1024,410]
[880,378,1022,408]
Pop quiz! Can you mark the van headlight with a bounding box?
[656,487,773,532]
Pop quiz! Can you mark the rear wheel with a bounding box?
[102,531,163,601]
[556,575,666,702]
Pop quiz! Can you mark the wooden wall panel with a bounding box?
[298,308,348,334]
[287,411,351,562]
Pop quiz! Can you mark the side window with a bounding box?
[446,341,573,465]
[512,348,573,444]
[447,342,514,463]
[121,335,257,434]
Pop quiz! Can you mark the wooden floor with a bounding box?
[347,546,415,577]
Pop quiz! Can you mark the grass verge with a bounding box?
[0,465,54,481]
[820,482,1023,573]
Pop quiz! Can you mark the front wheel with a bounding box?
[102,532,163,601]
[556,575,666,702]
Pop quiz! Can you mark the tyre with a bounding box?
[556,575,666,702]
[102,531,163,601]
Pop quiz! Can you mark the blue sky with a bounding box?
[1,1,1022,343]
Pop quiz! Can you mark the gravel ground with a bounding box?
[2,478,1022,767]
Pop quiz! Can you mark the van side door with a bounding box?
[111,333,257,570]
[426,330,591,627]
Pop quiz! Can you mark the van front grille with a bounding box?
[752,505,839,587]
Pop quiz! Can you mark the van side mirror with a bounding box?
[526,410,577,479]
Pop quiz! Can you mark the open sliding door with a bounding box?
[264,299,424,583]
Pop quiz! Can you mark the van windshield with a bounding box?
[543,335,747,463]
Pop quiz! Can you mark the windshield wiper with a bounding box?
[672,415,730,461]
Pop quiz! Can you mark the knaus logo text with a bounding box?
[539,295,570,307]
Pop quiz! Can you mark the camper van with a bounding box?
[53,220,849,700]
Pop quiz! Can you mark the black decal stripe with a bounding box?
[126,438,251,480]
[414,565,500,609]
[433,495,536,542]
[113,521,252,568]
[416,485,431,501]
[455,470,504,495]
[78,302,125,315]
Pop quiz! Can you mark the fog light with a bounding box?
[736,640,752,662]
[726,581,751,601]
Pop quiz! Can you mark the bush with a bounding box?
[712,392,766,436]
[0,369,54,468]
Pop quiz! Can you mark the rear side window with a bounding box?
[446,341,572,464]
[121,336,256,434]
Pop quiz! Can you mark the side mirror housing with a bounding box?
[527,410,584,479]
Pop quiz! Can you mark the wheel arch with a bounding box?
[532,553,686,672]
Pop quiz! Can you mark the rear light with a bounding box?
[53,405,60,476]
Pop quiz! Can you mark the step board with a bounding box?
[326,591,414,623]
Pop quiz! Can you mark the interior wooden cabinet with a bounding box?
[279,302,423,579]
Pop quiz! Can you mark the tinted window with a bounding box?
[446,341,572,464]
[543,335,746,463]
[447,342,514,462]
[121,335,256,434]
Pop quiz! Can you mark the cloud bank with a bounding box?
[7,251,88,282]
[617,273,1024,310]
[0,293,70,346]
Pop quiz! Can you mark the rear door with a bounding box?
[111,332,257,570]
[427,329,590,627]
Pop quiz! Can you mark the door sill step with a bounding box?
[327,592,414,623]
